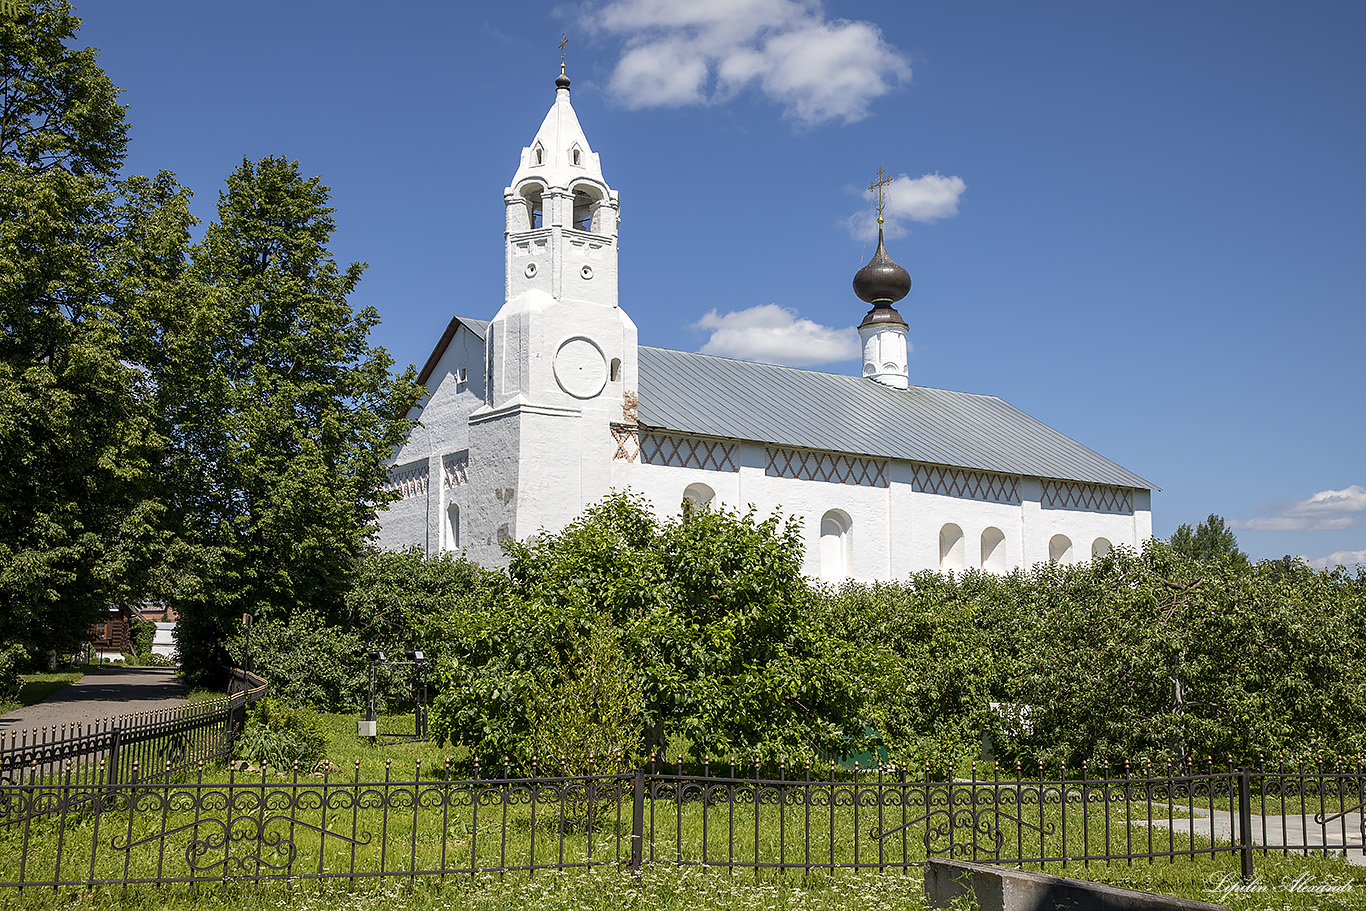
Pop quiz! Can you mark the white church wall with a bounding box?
[375,325,486,554]
[907,486,1026,575]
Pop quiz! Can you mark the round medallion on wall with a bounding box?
[553,337,608,399]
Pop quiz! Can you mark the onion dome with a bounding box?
[556,70,571,90]
[853,228,911,304]
[854,227,910,329]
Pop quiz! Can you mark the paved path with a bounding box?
[1140,806,1366,867]
[0,667,187,734]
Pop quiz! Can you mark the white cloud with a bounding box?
[847,173,968,240]
[1305,549,1366,571]
[588,0,910,126]
[693,304,860,366]
[1230,485,1366,533]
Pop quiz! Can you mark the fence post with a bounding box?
[106,727,122,787]
[630,767,645,873]
[1238,767,1254,882]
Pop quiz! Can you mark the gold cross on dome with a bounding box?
[559,33,569,73]
[868,167,893,225]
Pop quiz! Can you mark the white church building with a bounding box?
[376,67,1154,583]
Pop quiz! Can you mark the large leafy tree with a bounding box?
[431,493,865,768]
[167,157,422,684]
[0,1,193,661]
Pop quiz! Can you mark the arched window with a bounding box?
[939,523,965,572]
[571,146,582,166]
[610,358,621,382]
[683,483,714,510]
[572,188,598,232]
[521,185,544,230]
[533,144,544,166]
[1049,534,1073,564]
[445,504,460,552]
[820,510,851,583]
[1091,537,1112,559]
[981,527,1006,573]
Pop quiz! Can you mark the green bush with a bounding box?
[129,615,156,658]
[431,492,865,768]
[232,698,328,769]
[0,644,25,703]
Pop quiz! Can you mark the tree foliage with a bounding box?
[430,493,865,769]
[0,1,193,658]
[168,158,423,685]
[1170,514,1248,566]
[827,543,1366,772]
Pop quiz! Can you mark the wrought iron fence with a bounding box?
[0,755,1361,893]
[0,668,268,792]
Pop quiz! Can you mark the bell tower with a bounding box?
[467,53,638,565]
[503,58,620,309]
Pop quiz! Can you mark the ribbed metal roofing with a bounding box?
[636,346,1154,490]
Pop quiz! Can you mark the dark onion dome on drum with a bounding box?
[556,70,571,90]
[854,227,910,328]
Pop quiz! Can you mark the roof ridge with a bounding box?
[638,344,1006,400]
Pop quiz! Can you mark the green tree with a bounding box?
[1170,513,1248,565]
[0,1,193,659]
[168,157,422,685]
[430,493,864,768]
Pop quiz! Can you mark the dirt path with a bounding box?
[0,667,186,734]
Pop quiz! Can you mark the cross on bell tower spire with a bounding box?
[556,34,571,89]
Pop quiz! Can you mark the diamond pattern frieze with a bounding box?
[1041,480,1133,514]
[638,433,739,472]
[765,448,888,487]
[911,465,1019,504]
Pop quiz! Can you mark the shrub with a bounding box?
[0,644,25,703]
[431,492,865,768]
[129,615,156,659]
[232,698,328,769]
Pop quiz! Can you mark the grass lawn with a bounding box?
[0,669,87,716]
[0,851,1361,910]
[10,697,1356,909]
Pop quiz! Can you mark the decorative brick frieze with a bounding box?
[911,465,1019,504]
[442,451,469,489]
[383,461,429,501]
[611,427,740,472]
[766,447,888,487]
[611,424,640,462]
[1041,480,1133,514]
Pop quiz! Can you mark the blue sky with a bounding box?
[72,1,1365,568]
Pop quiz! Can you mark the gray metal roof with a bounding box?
[461,317,489,340]
[636,346,1154,490]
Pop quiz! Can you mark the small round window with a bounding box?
[580,265,593,280]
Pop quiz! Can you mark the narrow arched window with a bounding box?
[820,510,851,583]
[534,145,544,165]
[1049,534,1073,564]
[572,147,582,166]
[939,523,965,572]
[610,358,621,382]
[980,527,1006,573]
[521,186,544,230]
[1091,537,1112,559]
[445,504,460,552]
